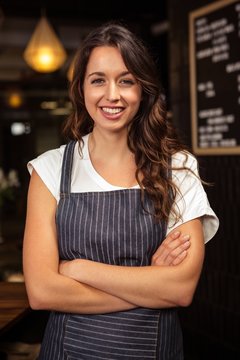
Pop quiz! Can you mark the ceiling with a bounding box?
[0,0,168,115]
[0,0,167,22]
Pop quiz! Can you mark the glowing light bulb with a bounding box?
[23,16,67,73]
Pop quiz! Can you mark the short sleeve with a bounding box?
[27,145,66,202]
[166,151,219,243]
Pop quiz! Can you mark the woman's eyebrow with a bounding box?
[87,71,105,78]
[87,71,131,78]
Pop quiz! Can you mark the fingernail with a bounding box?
[183,234,190,240]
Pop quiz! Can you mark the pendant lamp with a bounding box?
[23,16,67,73]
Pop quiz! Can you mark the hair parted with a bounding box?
[63,21,190,224]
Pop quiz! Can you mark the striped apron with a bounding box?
[38,140,183,359]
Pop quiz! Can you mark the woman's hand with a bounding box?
[151,231,190,266]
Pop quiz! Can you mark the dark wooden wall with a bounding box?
[168,0,240,357]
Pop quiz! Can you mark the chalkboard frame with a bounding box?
[189,0,240,155]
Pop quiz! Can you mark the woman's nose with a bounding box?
[105,83,120,102]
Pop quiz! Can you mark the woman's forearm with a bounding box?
[60,259,181,308]
[25,269,138,314]
[59,219,204,309]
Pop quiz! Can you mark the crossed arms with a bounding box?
[23,170,205,314]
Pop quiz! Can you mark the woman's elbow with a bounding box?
[176,282,198,307]
[26,286,50,310]
[24,269,61,310]
[25,276,57,310]
[177,291,194,307]
[28,296,43,310]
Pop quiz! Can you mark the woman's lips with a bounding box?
[100,106,124,119]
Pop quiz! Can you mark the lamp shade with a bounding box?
[23,16,67,73]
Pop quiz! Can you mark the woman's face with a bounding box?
[83,46,142,135]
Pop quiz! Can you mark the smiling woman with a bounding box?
[23,21,219,359]
[83,46,142,135]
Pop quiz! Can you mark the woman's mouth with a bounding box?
[101,107,123,114]
[100,107,124,119]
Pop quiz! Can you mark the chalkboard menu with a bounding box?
[189,0,240,155]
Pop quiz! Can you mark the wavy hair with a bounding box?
[63,21,190,223]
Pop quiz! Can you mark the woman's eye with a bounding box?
[120,79,135,85]
[91,78,104,84]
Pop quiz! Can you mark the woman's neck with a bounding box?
[89,129,133,163]
[87,129,138,188]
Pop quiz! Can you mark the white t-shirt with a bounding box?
[28,134,219,243]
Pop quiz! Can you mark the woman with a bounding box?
[23,22,219,359]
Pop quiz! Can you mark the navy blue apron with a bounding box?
[38,140,183,359]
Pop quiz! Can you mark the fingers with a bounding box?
[171,250,188,265]
[151,231,191,266]
[163,237,190,265]
[152,231,183,259]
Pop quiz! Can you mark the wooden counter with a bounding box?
[0,281,30,334]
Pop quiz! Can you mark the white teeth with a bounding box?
[102,107,122,114]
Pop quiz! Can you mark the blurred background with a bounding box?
[0,0,239,359]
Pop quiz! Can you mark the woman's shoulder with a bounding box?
[27,144,67,174]
[37,144,67,161]
[28,135,88,171]
[171,150,197,170]
[27,144,68,200]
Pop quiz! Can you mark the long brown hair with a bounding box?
[63,21,190,223]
